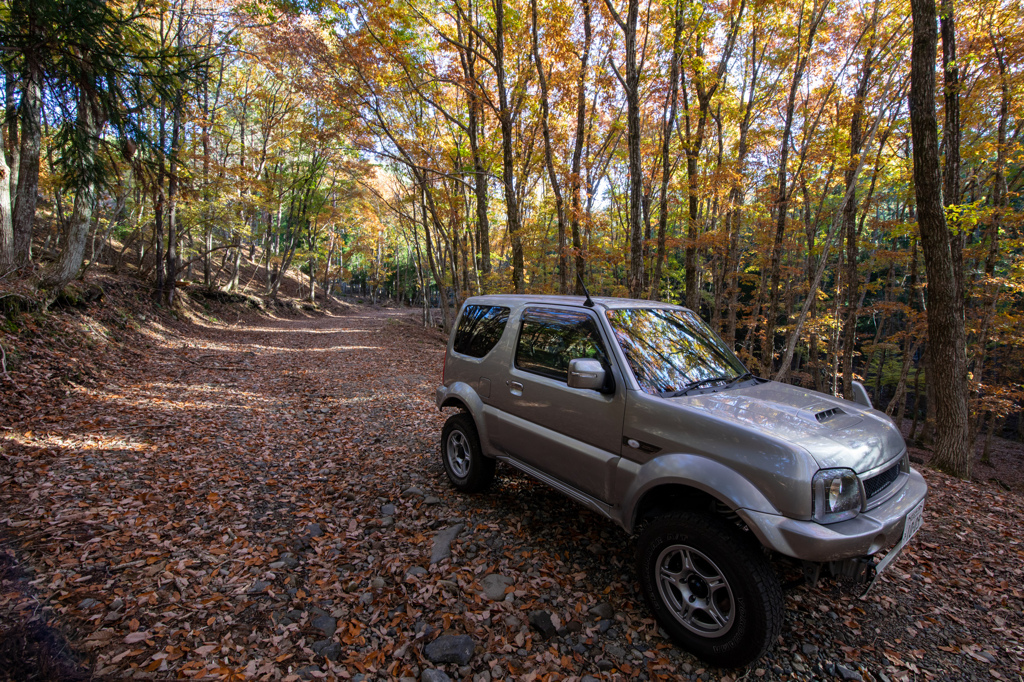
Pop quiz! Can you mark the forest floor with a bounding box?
[1,276,1023,682]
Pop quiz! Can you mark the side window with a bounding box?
[515,308,609,382]
[452,305,510,358]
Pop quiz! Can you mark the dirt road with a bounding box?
[1,306,1022,680]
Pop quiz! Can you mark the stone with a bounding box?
[306,523,323,538]
[109,597,124,611]
[407,566,428,578]
[311,615,337,636]
[247,580,270,594]
[78,598,100,609]
[597,619,611,633]
[424,496,441,505]
[382,503,397,516]
[529,610,557,639]
[424,634,475,666]
[480,574,514,601]
[269,561,285,570]
[311,640,341,662]
[359,592,374,605]
[421,670,450,682]
[371,577,386,589]
[295,666,321,680]
[404,486,426,497]
[559,620,583,635]
[836,664,863,681]
[430,524,464,564]
[596,660,613,671]
[606,644,626,659]
[803,643,819,656]
[588,602,614,620]
[473,672,491,682]
[278,554,300,569]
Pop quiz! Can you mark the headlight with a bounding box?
[812,468,863,524]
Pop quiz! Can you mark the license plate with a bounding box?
[867,500,925,586]
[903,500,924,543]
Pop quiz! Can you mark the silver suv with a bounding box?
[436,294,927,666]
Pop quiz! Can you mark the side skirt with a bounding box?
[496,455,622,527]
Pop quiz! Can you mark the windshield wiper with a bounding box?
[728,372,755,385]
[663,372,754,397]
[664,375,735,397]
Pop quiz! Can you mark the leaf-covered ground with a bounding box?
[1,297,1023,681]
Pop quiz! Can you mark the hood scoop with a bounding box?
[814,407,845,423]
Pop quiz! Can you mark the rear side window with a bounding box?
[453,305,510,358]
[515,308,609,382]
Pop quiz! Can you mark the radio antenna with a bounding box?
[576,272,595,308]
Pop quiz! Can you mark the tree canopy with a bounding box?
[1,0,1022,476]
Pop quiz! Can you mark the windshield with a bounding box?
[606,307,748,395]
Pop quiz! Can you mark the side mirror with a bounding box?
[850,380,872,408]
[567,358,606,390]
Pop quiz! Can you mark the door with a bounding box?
[492,307,625,502]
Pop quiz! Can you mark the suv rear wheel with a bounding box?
[441,412,495,493]
[637,511,783,667]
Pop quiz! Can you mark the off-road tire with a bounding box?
[440,413,495,493]
[637,511,783,667]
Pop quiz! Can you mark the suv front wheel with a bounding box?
[637,511,783,667]
[441,412,496,493]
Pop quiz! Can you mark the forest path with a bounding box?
[2,305,1023,680]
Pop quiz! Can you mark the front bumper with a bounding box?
[738,468,928,563]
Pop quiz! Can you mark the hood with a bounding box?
[674,381,905,472]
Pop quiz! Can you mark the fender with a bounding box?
[436,381,498,458]
[618,453,782,532]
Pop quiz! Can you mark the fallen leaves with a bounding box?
[1,299,1023,682]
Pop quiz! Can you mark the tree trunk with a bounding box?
[652,0,683,300]
[461,6,490,279]
[0,122,13,271]
[841,47,874,398]
[12,58,42,267]
[569,0,592,295]
[36,90,103,297]
[494,0,524,293]
[724,24,762,346]
[531,0,568,294]
[604,0,644,297]
[763,1,825,374]
[4,72,19,213]
[164,103,181,306]
[940,0,964,300]
[909,0,971,478]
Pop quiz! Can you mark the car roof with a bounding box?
[461,294,689,313]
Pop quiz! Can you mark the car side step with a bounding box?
[497,456,618,523]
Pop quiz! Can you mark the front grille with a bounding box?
[864,462,901,499]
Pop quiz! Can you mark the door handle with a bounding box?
[508,381,523,396]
